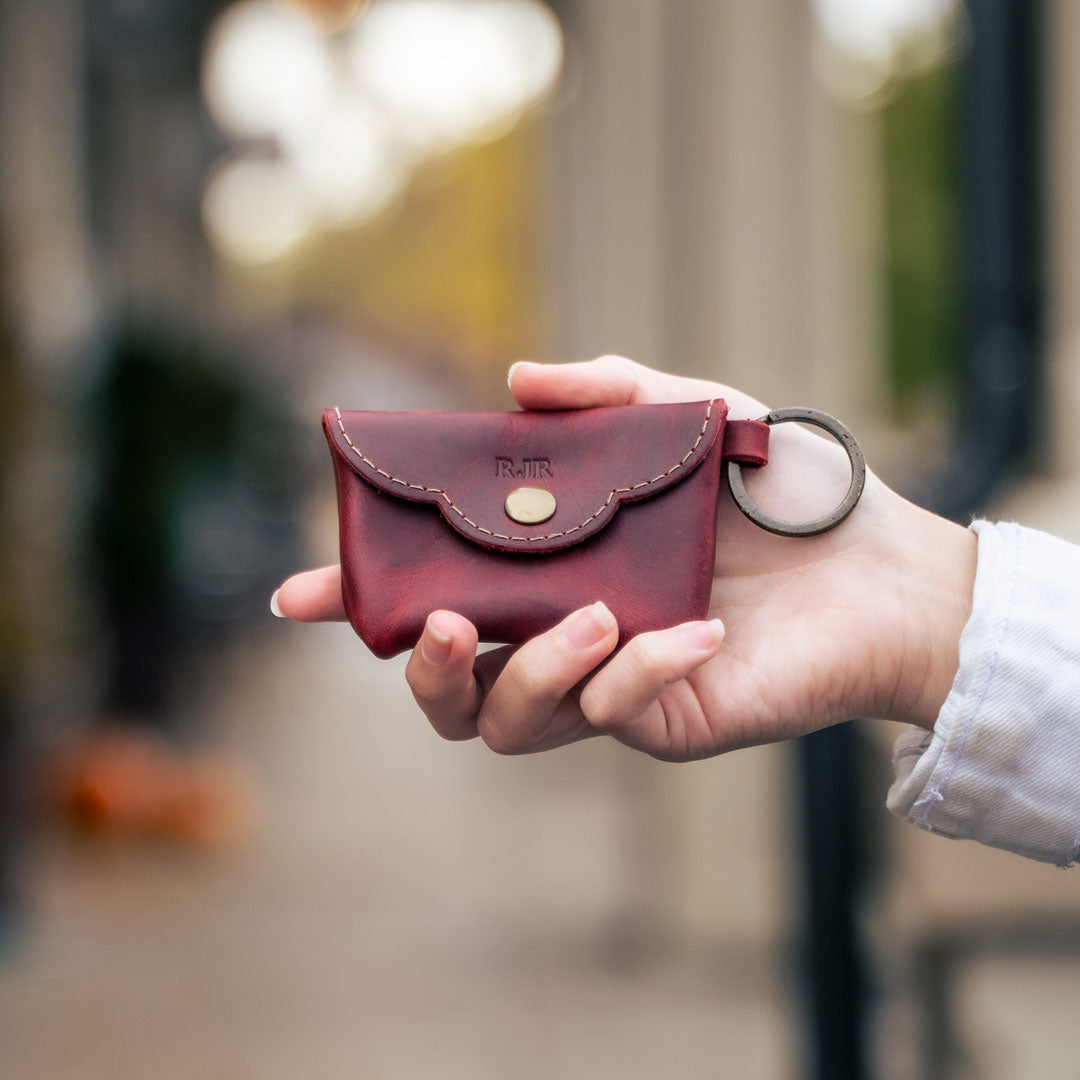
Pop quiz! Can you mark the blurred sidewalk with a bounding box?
[0,622,793,1080]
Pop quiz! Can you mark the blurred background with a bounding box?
[1,0,1078,1077]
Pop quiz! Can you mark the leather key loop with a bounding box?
[721,418,770,466]
[726,407,866,538]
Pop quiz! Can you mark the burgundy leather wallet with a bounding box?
[323,400,770,658]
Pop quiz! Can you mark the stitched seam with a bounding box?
[333,401,715,543]
[915,523,1022,829]
[894,741,932,763]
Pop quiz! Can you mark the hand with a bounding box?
[275,356,977,760]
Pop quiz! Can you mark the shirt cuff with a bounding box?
[886,520,1080,866]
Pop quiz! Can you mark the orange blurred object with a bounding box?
[46,728,258,854]
[275,0,372,33]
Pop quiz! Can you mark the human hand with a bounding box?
[275,356,976,760]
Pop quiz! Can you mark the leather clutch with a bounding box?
[323,399,770,658]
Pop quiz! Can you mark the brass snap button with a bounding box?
[505,486,557,525]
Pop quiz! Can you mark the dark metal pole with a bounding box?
[796,724,868,1080]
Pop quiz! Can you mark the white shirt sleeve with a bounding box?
[886,519,1080,866]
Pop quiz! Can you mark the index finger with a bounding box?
[272,565,347,621]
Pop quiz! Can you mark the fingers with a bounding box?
[508,355,768,417]
[403,606,727,760]
[405,603,619,751]
[406,603,618,752]
[578,619,725,755]
[272,566,346,621]
[405,611,483,741]
[476,601,619,754]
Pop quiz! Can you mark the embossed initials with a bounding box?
[496,457,552,479]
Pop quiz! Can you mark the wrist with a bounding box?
[888,502,978,730]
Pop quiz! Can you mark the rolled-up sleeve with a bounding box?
[886,520,1080,866]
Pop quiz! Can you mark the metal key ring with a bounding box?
[726,407,866,538]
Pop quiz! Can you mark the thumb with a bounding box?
[508,355,768,417]
[508,356,643,410]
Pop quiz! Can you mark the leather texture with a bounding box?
[721,418,770,466]
[323,401,769,658]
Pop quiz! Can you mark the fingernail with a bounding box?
[270,589,285,618]
[507,360,530,389]
[677,619,725,651]
[421,614,453,665]
[560,601,616,651]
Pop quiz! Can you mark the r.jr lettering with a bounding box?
[496,457,553,479]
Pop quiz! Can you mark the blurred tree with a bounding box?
[882,49,965,411]
[43,319,306,848]
[87,318,307,724]
[284,123,547,379]
[88,322,242,721]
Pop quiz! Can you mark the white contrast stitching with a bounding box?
[333,401,716,544]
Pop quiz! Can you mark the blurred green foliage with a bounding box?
[881,53,965,412]
[289,122,545,378]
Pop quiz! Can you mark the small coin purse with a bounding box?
[323,400,771,658]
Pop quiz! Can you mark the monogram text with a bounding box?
[496,457,552,479]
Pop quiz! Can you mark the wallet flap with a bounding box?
[324,399,726,553]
